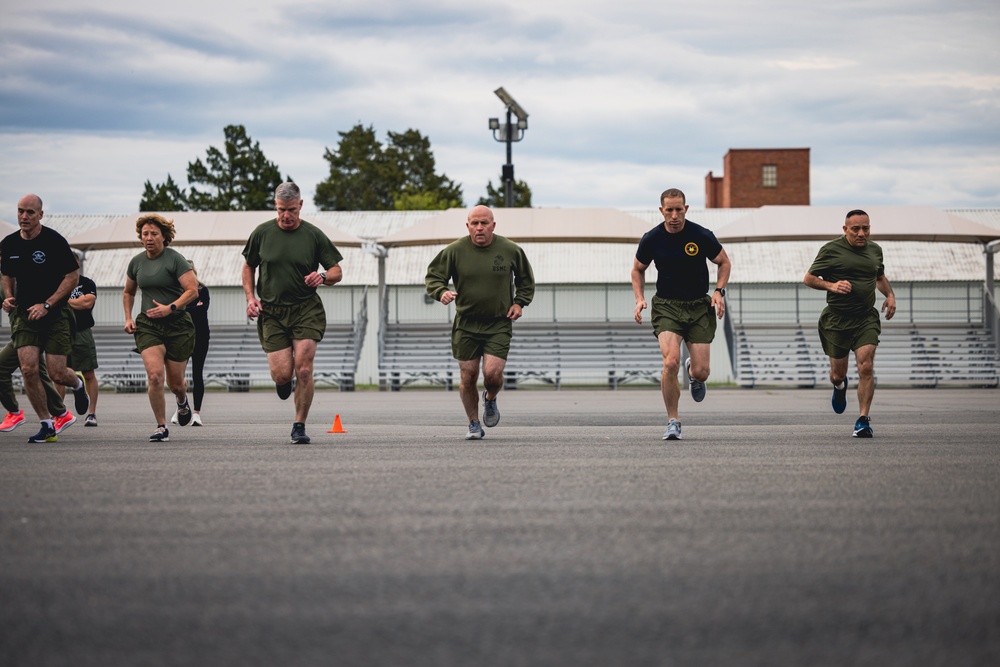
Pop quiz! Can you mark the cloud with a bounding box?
[0,0,998,213]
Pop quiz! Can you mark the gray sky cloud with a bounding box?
[1,0,997,214]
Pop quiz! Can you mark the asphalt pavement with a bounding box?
[1,387,998,666]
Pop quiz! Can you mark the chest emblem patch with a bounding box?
[684,242,699,257]
[32,251,46,264]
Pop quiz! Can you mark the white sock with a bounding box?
[835,381,846,390]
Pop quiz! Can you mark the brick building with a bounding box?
[705,148,810,208]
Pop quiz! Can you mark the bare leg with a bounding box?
[164,357,189,407]
[267,348,294,386]
[828,355,849,387]
[686,342,712,382]
[291,339,317,423]
[482,354,507,400]
[657,332,683,421]
[854,345,877,417]
[457,358,482,422]
[140,346,169,425]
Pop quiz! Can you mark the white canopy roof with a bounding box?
[714,206,1000,244]
[378,208,652,247]
[65,211,365,250]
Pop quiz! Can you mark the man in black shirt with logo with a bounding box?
[632,188,731,441]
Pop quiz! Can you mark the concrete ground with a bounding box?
[1,387,998,666]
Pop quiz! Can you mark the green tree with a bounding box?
[139,174,188,211]
[478,176,532,208]
[185,125,287,210]
[314,124,463,211]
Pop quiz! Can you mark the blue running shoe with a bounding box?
[28,423,58,443]
[73,372,90,415]
[832,379,848,414]
[852,416,873,438]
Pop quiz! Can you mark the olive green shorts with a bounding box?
[134,312,196,362]
[69,327,100,372]
[257,294,327,353]
[452,325,513,361]
[11,307,74,356]
[818,307,881,359]
[650,295,717,344]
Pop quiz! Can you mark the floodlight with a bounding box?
[494,87,529,122]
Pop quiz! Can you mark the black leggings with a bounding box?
[191,336,210,411]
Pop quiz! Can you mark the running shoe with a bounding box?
[482,390,500,427]
[0,410,25,432]
[276,381,293,400]
[170,409,179,425]
[149,426,169,442]
[685,358,706,402]
[176,400,192,426]
[53,411,76,434]
[832,379,848,414]
[72,372,90,415]
[85,414,98,427]
[852,415,873,438]
[290,422,310,444]
[191,413,203,426]
[28,423,58,443]
[465,419,485,440]
[662,418,682,441]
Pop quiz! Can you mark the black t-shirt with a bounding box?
[635,220,723,300]
[69,275,98,331]
[187,284,211,340]
[1,227,78,314]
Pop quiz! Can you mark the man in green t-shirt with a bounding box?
[804,209,896,438]
[425,205,535,440]
[242,182,344,445]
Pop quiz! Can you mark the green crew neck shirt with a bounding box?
[808,236,885,317]
[425,235,535,332]
[127,247,192,313]
[242,219,344,306]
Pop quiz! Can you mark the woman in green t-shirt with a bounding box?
[123,214,200,443]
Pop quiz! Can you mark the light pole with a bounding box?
[488,87,528,208]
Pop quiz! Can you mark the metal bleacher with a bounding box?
[733,324,999,388]
[378,320,663,390]
[88,323,363,393]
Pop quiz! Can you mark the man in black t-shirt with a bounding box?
[631,188,732,441]
[0,194,91,443]
[65,252,100,426]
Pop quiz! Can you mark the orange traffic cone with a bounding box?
[327,414,347,433]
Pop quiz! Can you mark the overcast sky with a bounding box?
[1,0,998,216]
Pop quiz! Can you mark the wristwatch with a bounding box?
[317,271,327,285]
[714,288,726,297]
[169,303,177,311]
[42,302,51,310]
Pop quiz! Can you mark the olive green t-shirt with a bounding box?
[807,236,885,317]
[242,219,344,306]
[127,247,193,313]
[425,235,535,333]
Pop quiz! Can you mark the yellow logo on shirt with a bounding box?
[685,243,699,257]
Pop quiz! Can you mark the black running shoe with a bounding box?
[176,400,192,426]
[290,422,310,444]
[73,372,90,415]
[276,381,293,400]
[149,426,169,442]
[832,379,848,414]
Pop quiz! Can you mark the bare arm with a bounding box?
[27,269,79,321]
[877,274,896,320]
[68,292,96,311]
[1,275,16,313]
[631,258,648,324]
[710,248,732,319]
[123,276,138,334]
[803,272,852,294]
[242,262,262,319]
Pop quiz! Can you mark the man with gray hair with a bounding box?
[242,182,344,444]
